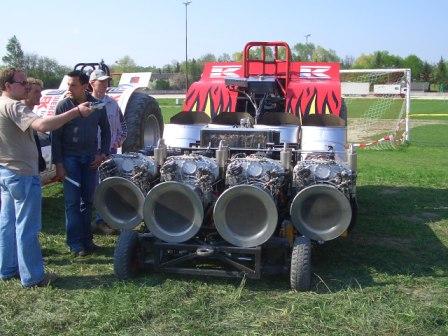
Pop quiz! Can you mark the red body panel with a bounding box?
[183,43,341,119]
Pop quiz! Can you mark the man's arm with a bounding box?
[31,102,92,133]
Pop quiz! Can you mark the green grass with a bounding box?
[1,101,448,335]
[158,98,182,123]
[158,97,448,121]
[346,98,448,119]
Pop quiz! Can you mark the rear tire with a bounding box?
[122,91,163,153]
[114,230,142,279]
[290,236,312,291]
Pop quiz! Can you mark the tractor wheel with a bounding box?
[290,236,312,291]
[122,91,164,153]
[114,230,143,279]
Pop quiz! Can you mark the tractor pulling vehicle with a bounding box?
[94,41,358,291]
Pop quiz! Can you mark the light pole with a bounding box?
[183,1,192,90]
[304,34,311,60]
[304,34,311,44]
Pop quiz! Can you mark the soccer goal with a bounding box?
[340,68,411,149]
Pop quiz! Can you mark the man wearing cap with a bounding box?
[90,69,127,155]
[52,70,111,257]
[89,69,127,234]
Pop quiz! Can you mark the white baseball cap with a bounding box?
[89,69,111,81]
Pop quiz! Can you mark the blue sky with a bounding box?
[1,0,446,67]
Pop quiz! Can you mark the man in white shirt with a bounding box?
[90,69,127,234]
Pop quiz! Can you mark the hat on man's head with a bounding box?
[89,69,111,81]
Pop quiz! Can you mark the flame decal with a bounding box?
[287,83,341,117]
[183,82,237,118]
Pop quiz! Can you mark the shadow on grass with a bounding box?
[310,185,448,292]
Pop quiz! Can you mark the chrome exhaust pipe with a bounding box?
[213,185,278,248]
[143,181,204,243]
[94,176,145,230]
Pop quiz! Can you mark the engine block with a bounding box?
[98,153,157,194]
[292,158,356,197]
[226,154,285,198]
[159,154,219,203]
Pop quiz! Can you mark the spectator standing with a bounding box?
[0,68,94,287]
[52,70,110,257]
[90,69,127,154]
[89,69,127,235]
[22,77,46,172]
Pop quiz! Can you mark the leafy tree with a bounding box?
[200,53,216,63]
[218,53,231,62]
[403,55,424,80]
[311,46,340,62]
[420,61,433,82]
[232,52,242,62]
[24,53,69,88]
[169,73,187,89]
[353,51,403,69]
[434,57,447,85]
[111,56,140,73]
[292,43,315,61]
[2,35,25,68]
[341,55,354,69]
[352,53,375,69]
[154,79,170,90]
[372,51,402,68]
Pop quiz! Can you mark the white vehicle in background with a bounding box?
[34,62,164,182]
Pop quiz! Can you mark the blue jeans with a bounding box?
[0,165,45,287]
[62,155,97,252]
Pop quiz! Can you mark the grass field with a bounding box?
[158,97,448,119]
[1,99,447,335]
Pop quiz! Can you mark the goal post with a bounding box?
[340,68,411,149]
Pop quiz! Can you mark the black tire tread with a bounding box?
[122,91,163,153]
[114,230,140,279]
[290,236,312,291]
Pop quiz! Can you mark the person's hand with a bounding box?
[55,163,66,181]
[90,154,106,169]
[77,102,93,118]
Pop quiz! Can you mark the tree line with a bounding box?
[2,35,447,90]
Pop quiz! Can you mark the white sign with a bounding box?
[118,72,152,87]
[299,65,331,79]
[210,65,242,78]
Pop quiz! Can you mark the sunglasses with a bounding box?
[10,80,28,86]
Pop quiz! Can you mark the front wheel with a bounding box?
[290,236,312,291]
[114,230,143,279]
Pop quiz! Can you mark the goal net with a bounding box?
[340,69,411,149]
